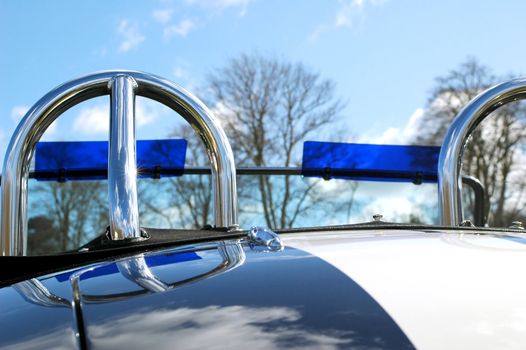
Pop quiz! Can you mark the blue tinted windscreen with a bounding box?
[35,139,187,181]
[302,141,440,182]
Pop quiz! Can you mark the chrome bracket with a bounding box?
[247,226,284,252]
[509,221,525,230]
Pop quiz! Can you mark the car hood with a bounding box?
[2,228,526,349]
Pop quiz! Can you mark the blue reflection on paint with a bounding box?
[54,251,200,282]
[499,236,526,246]
[302,141,440,183]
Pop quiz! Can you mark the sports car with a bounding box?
[1,71,526,349]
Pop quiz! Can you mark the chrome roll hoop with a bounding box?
[1,71,238,256]
[438,77,526,226]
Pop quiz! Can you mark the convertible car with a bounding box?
[1,71,526,349]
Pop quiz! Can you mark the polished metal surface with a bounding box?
[438,77,526,226]
[509,221,525,230]
[247,226,283,252]
[0,70,238,256]
[108,75,141,240]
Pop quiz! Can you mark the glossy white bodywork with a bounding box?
[284,229,526,350]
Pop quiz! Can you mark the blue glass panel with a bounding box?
[302,141,440,183]
[34,139,187,181]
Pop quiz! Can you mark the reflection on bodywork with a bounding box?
[117,256,170,293]
[81,246,415,349]
[88,305,354,350]
[0,327,77,350]
[81,241,245,302]
[13,241,244,308]
[12,279,70,308]
[0,280,78,349]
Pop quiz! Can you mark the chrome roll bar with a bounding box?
[438,77,526,226]
[108,75,141,240]
[0,71,238,256]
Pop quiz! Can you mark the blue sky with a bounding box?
[2,0,526,165]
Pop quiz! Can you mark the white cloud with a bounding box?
[156,0,251,45]
[334,0,366,28]
[360,195,429,223]
[360,107,425,145]
[10,105,29,122]
[152,9,174,24]
[73,104,108,135]
[310,0,386,40]
[173,66,187,79]
[117,20,145,53]
[164,19,196,39]
[40,121,59,140]
[88,305,350,349]
[136,100,160,127]
[428,90,469,112]
[93,47,108,57]
[345,181,438,224]
[361,89,479,146]
[169,60,198,91]
[361,90,475,146]
[210,100,238,129]
[336,0,388,27]
[185,0,252,15]
[309,25,329,42]
[73,100,161,136]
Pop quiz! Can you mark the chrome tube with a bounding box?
[461,175,486,227]
[438,77,526,226]
[108,75,141,240]
[0,71,238,256]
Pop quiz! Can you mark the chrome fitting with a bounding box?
[247,226,284,252]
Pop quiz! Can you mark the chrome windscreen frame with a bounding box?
[0,71,239,256]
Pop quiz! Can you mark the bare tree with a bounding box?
[414,58,526,226]
[139,127,213,229]
[27,215,60,255]
[207,53,344,228]
[29,181,108,252]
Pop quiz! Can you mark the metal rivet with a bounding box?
[372,214,383,222]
